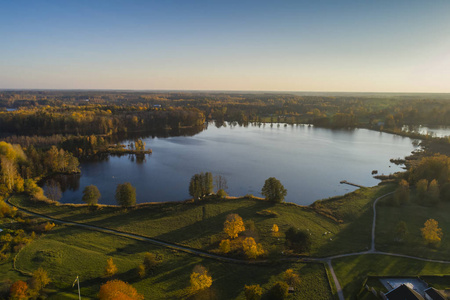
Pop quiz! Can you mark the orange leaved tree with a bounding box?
[98,280,143,300]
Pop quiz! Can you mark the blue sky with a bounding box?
[1,0,450,92]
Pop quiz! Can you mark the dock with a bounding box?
[340,180,366,188]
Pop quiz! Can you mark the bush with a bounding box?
[244,284,262,300]
[268,281,289,300]
[256,209,279,218]
[216,189,228,199]
[219,239,231,254]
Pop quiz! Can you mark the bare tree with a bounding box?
[214,175,228,192]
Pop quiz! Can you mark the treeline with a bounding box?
[1,91,449,130]
[392,154,450,206]
[0,141,79,198]
[0,106,205,136]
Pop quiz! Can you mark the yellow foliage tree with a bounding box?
[98,279,144,300]
[224,214,245,239]
[242,237,265,259]
[104,257,118,277]
[30,267,51,291]
[190,265,212,293]
[421,219,443,245]
[283,269,301,287]
[272,224,279,233]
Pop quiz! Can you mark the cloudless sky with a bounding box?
[1,0,450,92]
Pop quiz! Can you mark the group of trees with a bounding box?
[391,154,450,207]
[0,141,79,202]
[8,268,50,300]
[244,268,301,300]
[188,173,287,203]
[219,214,265,259]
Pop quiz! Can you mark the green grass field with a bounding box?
[376,196,450,260]
[11,224,333,299]
[333,254,450,299]
[10,184,394,259]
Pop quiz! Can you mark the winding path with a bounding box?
[6,192,450,300]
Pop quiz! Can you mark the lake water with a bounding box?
[402,125,450,138]
[51,123,417,206]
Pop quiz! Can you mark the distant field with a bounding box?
[13,225,333,299]
[376,196,450,260]
[333,254,450,299]
[10,184,394,258]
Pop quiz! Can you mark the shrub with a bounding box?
[219,239,231,254]
[283,269,300,287]
[104,257,118,277]
[143,252,160,273]
[216,189,228,199]
[256,209,279,217]
[268,281,289,300]
[244,284,262,300]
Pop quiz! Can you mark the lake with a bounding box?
[50,123,418,206]
[402,125,450,138]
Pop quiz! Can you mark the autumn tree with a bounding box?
[261,177,287,203]
[82,185,101,206]
[224,214,245,239]
[272,224,279,237]
[421,219,443,245]
[104,257,118,277]
[134,139,146,151]
[29,267,50,292]
[244,284,263,300]
[219,239,231,253]
[416,179,428,203]
[9,280,28,300]
[189,265,212,293]
[283,269,301,287]
[98,280,143,300]
[242,237,265,259]
[427,179,440,205]
[115,182,136,208]
[24,179,46,201]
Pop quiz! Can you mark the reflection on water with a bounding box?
[48,123,418,206]
[402,125,450,138]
